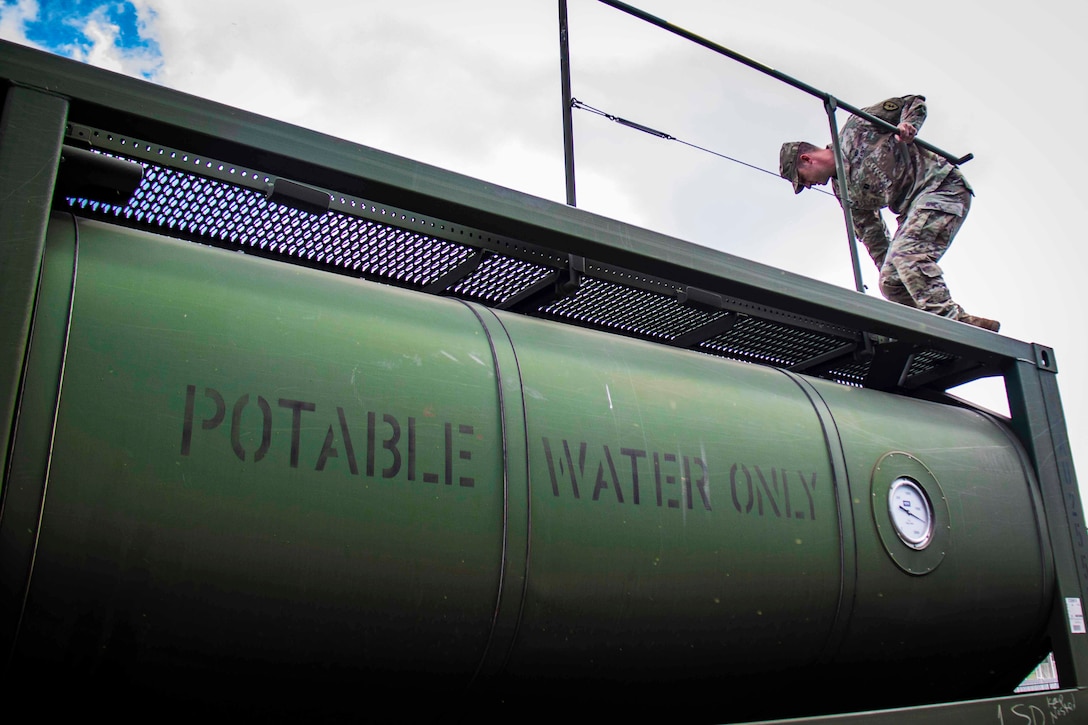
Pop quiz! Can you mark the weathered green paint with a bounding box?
[13,219,506,706]
[812,379,1054,694]
[0,87,68,491]
[504,311,842,677]
[8,217,1054,718]
[0,214,77,659]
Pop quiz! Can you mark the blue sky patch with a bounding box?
[7,0,160,77]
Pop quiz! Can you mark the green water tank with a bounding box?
[3,217,1053,719]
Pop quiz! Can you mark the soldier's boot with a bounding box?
[958,313,1001,332]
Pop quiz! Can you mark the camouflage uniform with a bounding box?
[834,95,972,319]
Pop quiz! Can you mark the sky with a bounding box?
[2,0,1085,505]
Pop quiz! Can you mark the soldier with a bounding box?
[779,95,1000,332]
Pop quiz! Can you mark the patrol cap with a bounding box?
[779,141,805,194]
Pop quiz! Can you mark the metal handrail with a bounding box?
[587,0,975,293]
[596,0,973,165]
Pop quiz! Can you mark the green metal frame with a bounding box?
[0,85,70,657]
[1,38,1084,723]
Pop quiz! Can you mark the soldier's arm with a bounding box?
[862,96,926,131]
[853,209,891,267]
[894,95,926,144]
[899,95,927,132]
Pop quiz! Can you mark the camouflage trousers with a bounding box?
[875,171,971,319]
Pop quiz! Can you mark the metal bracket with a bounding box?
[676,285,722,313]
[265,178,331,216]
[501,253,584,312]
[1032,344,1058,373]
[54,145,144,207]
[863,339,917,391]
[559,253,585,297]
[671,285,736,349]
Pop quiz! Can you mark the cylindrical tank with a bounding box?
[3,216,1053,720]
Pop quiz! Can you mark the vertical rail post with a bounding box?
[0,83,69,667]
[1005,351,1088,690]
[0,86,69,481]
[824,97,866,294]
[559,0,577,206]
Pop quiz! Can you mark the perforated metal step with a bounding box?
[60,123,969,391]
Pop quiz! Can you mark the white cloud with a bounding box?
[66,6,160,77]
[0,0,40,47]
[0,0,161,78]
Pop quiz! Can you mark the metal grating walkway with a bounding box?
[60,122,970,392]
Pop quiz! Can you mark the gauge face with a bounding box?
[888,477,934,550]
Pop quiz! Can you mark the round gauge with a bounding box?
[871,452,948,574]
[888,477,934,550]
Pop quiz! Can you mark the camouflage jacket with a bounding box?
[832,95,957,251]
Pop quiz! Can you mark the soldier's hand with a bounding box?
[896,122,917,144]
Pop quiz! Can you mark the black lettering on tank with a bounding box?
[382,413,401,479]
[662,453,679,508]
[317,406,360,474]
[366,411,376,477]
[687,457,712,511]
[540,438,586,499]
[731,463,754,514]
[230,394,250,461]
[278,398,316,469]
[181,384,197,455]
[181,385,226,455]
[315,425,339,471]
[682,456,693,509]
[254,397,272,462]
[423,453,439,483]
[542,437,562,496]
[202,388,226,431]
[181,385,831,518]
[797,470,818,520]
[444,422,453,485]
[620,448,646,505]
[180,385,484,495]
[337,406,359,475]
[407,416,417,481]
[230,394,272,463]
[753,465,781,518]
[653,452,661,505]
[422,422,455,485]
[592,445,624,503]
[781,469,792,518]
[653,452,677,507]
[458,424,474,487]
[563,440,587,499]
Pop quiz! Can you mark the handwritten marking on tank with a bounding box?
[996,693,1076,723]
